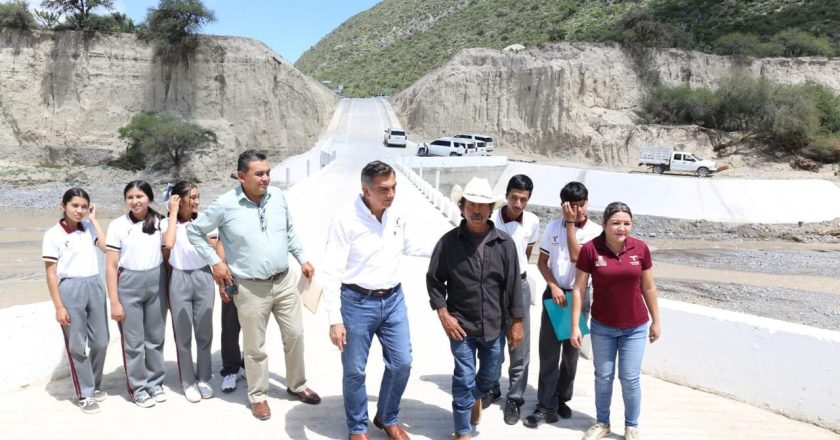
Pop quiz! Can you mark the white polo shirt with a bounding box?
[492,207,540,275]
[106,213,163,271]
[161,215,216,271]
[322,195,431,325]
[540,218,602,289]
[42,219,100,280]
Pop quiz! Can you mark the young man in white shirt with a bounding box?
[525,181,602,428]
[323,161,428,440]
[487,174,540,425]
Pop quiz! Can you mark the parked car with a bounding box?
[384,128,407,147]
[427,137,473,156]
[454,133,495,152]
[638,145,718,177]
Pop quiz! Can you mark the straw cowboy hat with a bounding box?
[461,177,503,207]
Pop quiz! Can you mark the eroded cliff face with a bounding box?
[393,43,840,165]
[0,29,337,178]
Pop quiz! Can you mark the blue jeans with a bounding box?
[590,318,648,427]
[449,335,504,436]
[341,286,412,434]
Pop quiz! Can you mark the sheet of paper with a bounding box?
[298,275,323,314]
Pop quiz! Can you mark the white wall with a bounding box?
[496,162,840,223]
[644,299,840,431]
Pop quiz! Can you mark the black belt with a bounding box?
[521,272,527,280]
[242,268,288,282]
[342,283,401,297]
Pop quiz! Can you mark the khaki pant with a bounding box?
[234,272,307,403]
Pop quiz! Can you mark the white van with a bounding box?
[384,128,407,147]
[427,137,473,156]
[454,133,495,152]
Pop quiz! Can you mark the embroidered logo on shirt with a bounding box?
[629,255,640,266]
[551,235,559,244]
[595,255,607,267]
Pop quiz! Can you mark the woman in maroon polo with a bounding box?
[570,202,661,440]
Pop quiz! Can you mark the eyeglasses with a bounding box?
[258,206,267,232]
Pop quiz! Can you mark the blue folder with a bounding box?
[543,292,590,341]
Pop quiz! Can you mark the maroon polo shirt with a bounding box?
[576,233,652,329]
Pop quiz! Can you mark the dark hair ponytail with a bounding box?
[123,180,161,235]
[61,188,91,220]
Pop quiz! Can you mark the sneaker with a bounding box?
[582,422,611,440]
[151,389,167,403]
[134,393,155,408]
[503,399,520,425]
[197,381,214,399]
[470,399,482,425]
[523,410,560,428]
[480,385,502,409]
[625,426,640,440]
[222,374,238,393]
[184,384,201,403]
[237,366,246,378]
[92,389,107,402]
[558,402,573,419]
[79,397,100,414]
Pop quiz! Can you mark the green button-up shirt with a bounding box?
[187,185,308,279]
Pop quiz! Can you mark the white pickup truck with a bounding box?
[638,146,719,177]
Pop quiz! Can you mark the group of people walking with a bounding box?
[43,149,661,440]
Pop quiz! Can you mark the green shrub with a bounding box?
[713,32,762,57]
[713,74,772,132]
[0,0,36,30]
[73,12,135,32]
[762,86,819,149]
[39,0,113,30]
[772,29,835,57]
[117,112,217,177]
[642,74,840,163]
[143,0,216,61]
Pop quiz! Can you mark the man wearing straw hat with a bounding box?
[426,177,526,440]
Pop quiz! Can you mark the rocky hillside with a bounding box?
[392,43,840,169]
[297,0,839,97]
[0,29,337,179]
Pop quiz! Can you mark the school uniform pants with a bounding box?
[233,270,307,404]
[117,265,167,399]
[534,286,591,416]
[59,275,109,400]
[169,266,214,388]
[498,276,531,405]
[220,297,244,376]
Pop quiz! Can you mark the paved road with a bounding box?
[1,98,837,439]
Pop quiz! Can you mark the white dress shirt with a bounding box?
[322,195,429,325]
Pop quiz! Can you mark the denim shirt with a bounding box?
[187,185,307,279]
[426,220,525,341]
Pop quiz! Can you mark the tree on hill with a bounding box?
[140,0,216,61]
[39,0,113,30]
[117,113,218,177]
[0,1,36,30]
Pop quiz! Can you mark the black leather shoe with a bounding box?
[558,402,572,419]
[522,410,560,428]
[503,399,520,425]
[480,385,502,409]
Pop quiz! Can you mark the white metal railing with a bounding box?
[393,161,460,226]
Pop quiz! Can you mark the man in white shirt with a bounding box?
[323,161,427,440]
[525,181,602,428]
[487,175,540,425]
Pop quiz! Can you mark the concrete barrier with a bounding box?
[644,299,840,431]
[496,162,840,223]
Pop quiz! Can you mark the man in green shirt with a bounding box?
[188,150,320,421]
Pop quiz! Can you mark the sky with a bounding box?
[27,0,381,63]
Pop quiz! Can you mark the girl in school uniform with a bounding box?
[105,181,168,408]
[162,181,216,403]
[43,188,109,414]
